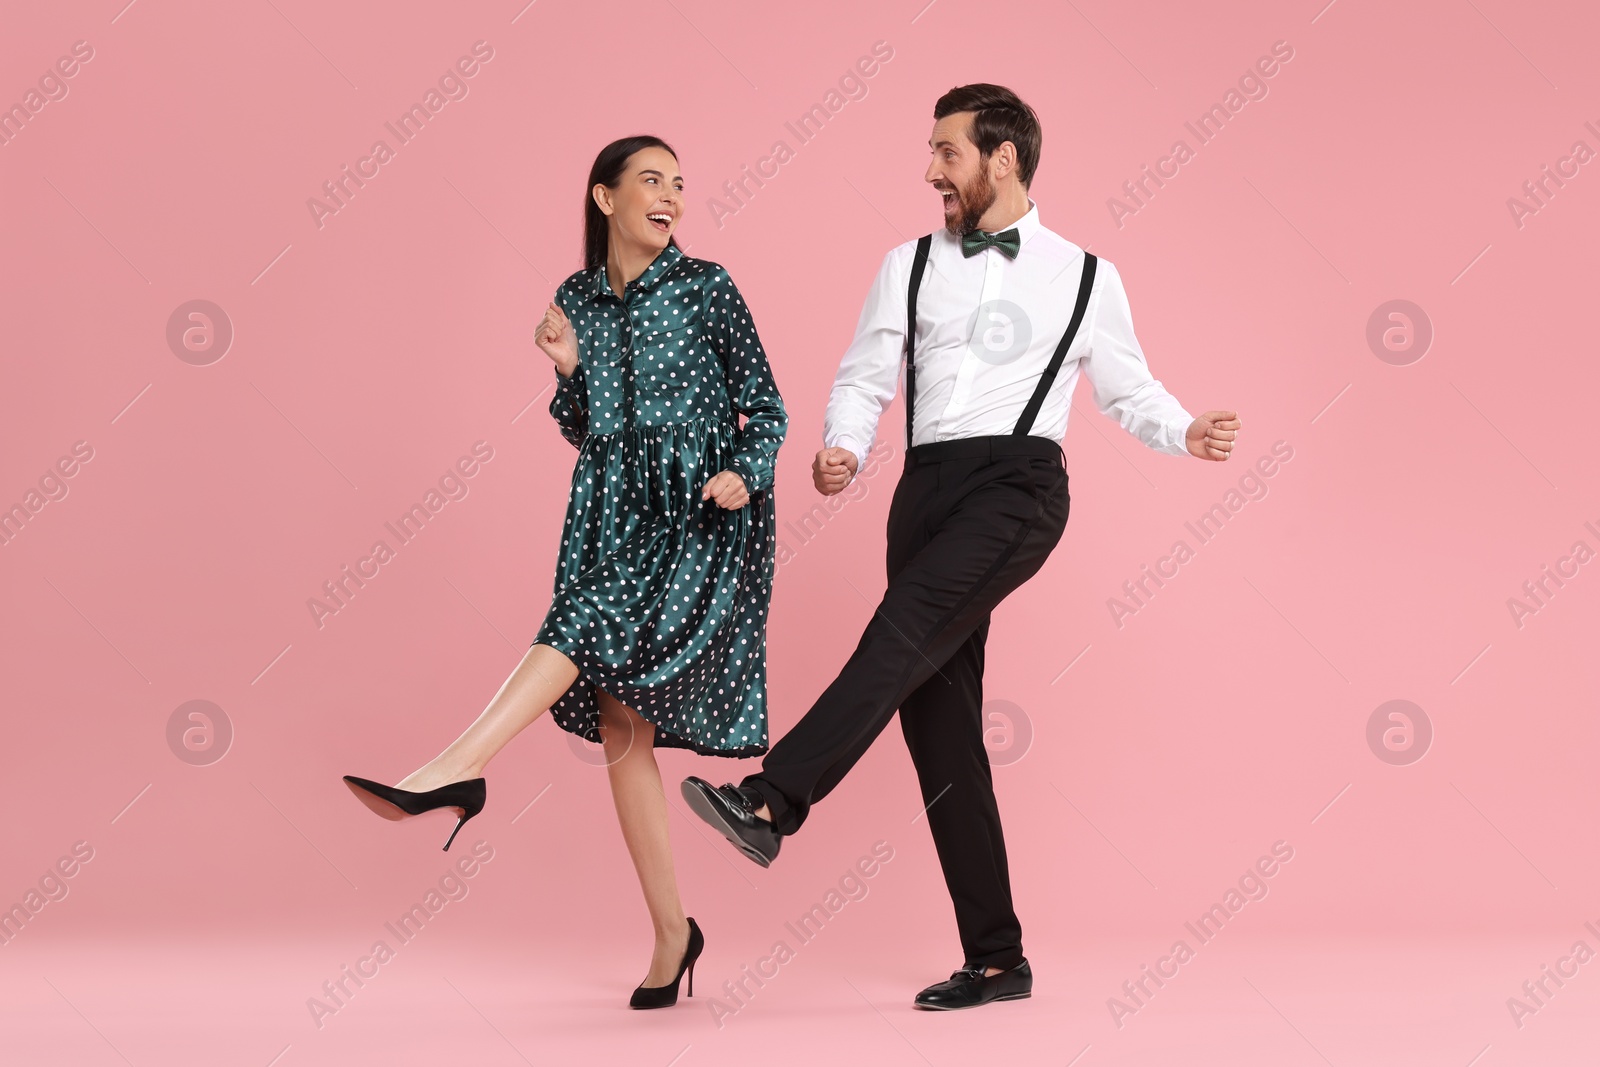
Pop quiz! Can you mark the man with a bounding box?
[684,84,1240,1010]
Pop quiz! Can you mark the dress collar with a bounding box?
[593,242,684,299]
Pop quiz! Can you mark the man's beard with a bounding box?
[944,167,999,236]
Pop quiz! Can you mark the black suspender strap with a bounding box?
[904,234,933,448]
[1013,252,1097,437]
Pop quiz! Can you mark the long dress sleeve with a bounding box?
[546,278,590,448]
[704,267,787,494]
[548,360,588,447]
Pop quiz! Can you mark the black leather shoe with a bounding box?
[680,777,781,867]
[913,958,1032,1010]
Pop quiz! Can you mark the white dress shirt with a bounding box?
[824,199,1195,470]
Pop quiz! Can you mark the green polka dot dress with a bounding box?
[535,243,787,757]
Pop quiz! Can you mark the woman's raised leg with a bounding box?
[596,691,692,988]
[396,643,579,792]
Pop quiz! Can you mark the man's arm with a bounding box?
[1080,258,1195,457]
[822,245,911,472]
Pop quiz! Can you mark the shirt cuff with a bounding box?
[827,435,869,473]
[1164,411,1195,456]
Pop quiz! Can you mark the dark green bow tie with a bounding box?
[960,227,1021,259]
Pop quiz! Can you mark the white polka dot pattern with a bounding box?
[535,244,787,756]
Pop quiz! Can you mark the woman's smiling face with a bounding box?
[594,145,683,254]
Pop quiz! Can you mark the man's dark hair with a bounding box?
[932,84,1041,188]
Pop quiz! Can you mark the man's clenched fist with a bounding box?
[813,447,859,496]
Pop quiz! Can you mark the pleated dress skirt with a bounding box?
[534,415,774,757]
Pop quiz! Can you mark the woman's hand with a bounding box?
[536,301,579,377]
[702,470,749,509]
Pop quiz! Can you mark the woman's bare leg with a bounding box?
[396,643,579,792]
[596,691,692,988]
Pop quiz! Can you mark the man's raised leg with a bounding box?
[684,456,1067,860]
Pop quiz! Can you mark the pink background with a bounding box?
[3,0,1597,1063]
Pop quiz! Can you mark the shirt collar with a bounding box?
[946,198,1042,253]
[1011,198,1041,246]
[593,242,684,299]
[983,197,1040,248]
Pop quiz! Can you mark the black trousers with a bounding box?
[742,434,1071,970]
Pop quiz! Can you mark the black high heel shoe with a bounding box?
[629,917,704,1009]
[342,775,486,851]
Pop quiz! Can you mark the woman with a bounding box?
[343,134,787,1009]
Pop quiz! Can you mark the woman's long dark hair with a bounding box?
[583,135,680,270]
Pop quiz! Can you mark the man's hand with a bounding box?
[702,470,750,509]
[1185,410,1240,461]
[812,447,859,495]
